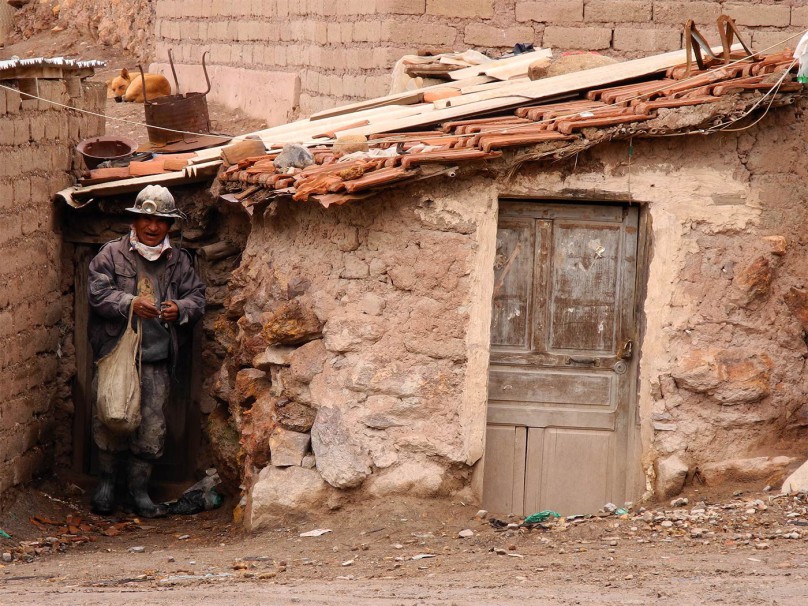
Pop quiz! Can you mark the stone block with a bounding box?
[653,1,722,25]
[731,256,772,307]
[245,465,332,529]
[723,3,790,27]
[464,23,535,48]
[781,458,808,494]
[542,26,612,50]
[311,406,372,488]
[672,348,773,405]
[233,368,269,406]
[516,0,583,23]
[701,456,797,486]
[613,27,682,52]
[253,345,296,369]
[367,460,446,497]
[376,0,425,14]
[275,399,317,433]
[260,299,323,346]
[269,427,311,467]
[288,339,327,384]
[426,0,493,19]
[585,0,650,23]
[655,455,688,498]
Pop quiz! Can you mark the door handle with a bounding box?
[565,356,599,367]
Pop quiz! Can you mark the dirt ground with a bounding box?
[2,473,808,605]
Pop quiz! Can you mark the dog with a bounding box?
[106,68,172,103]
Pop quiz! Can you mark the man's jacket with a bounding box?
[88,235,206,363]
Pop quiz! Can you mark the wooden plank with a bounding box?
[307,75,493,121]
[483,55,551,81]
[72,247,94,473]
[449,48,552,80]
[440,43,741,110]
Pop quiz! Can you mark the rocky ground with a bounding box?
[2,475,808,605]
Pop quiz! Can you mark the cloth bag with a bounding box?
[96,301,142,433]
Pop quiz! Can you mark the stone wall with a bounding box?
[209,181,498,528]
[0,78,105,497]
[505,101,808,500]
[215,100,808,525]
[151,0,808,121]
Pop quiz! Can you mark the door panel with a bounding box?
[483,201,640,517]
[481,425,526,516]
[535,428,613,515]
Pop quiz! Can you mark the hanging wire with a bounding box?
[1,28,806,148]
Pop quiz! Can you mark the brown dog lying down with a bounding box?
[106,68,172,103]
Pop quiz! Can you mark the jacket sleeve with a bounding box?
[172,251,206,326]
[88,242,136,319]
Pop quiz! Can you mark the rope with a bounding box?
[0,81,235,139]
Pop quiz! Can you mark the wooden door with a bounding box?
[482,201,640,516]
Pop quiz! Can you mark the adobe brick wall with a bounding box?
[151,0,808,121]
[0,78,105,497]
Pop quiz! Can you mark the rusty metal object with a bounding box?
[140,49,212,146]
[76,136,138,169]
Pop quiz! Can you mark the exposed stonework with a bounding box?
[207,181,496,526]
[0,78,105,497]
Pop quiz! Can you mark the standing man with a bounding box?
[87,185,205,518]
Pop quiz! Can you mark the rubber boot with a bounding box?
[127,456,168,518]
[91,451,120,515]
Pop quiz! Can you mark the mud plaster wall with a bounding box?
[0,79,105,498]
[505,101,808,500]
[210,180,498,529]
[148,1,807,124]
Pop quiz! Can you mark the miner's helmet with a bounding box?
[125,185,184,219]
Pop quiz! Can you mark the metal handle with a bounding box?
[565,356,599,367]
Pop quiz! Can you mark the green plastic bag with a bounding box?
[524,510,561,524]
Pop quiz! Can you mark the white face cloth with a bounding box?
[129,227,172,261]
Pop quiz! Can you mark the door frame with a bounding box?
[478,196,651,511]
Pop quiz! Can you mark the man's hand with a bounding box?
[132,296,160,319]
[159,301,179,322]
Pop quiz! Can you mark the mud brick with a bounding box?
[614,27,681,52]
[464,24,535,48]
[0,87,5,116]
[426,0,493,18]
[516,0,583,23]
[5,86,21,114]
[653,1,723,25]
[585,0,650,23]
[751,30,792,54]
[724,3,790,27]
[376,0,425,14]
[794,5,808,28]
[543,26,612,50]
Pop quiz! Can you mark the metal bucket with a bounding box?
[142,49,212,146]
[76,136,138,169]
